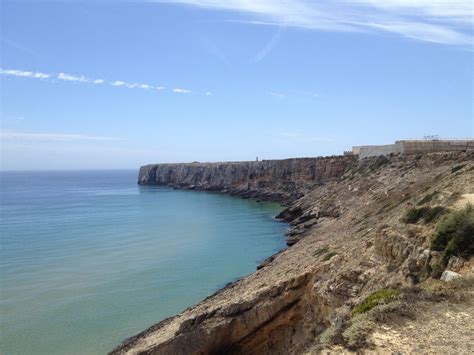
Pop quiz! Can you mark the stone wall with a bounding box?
[354,143,402,159]
[399,140,474,154]
[353,139,474,159]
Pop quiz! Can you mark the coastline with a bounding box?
[112,151,474,354]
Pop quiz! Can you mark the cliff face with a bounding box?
[138,156,357,203]
[116,152,474,355]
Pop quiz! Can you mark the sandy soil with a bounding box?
[369,289,474,354]
[454,193,474,209]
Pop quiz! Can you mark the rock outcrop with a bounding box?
[113,151,474,355]
[138,156,357,203]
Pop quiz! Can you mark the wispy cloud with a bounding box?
[253,26,284,63]
[173,88,192,93]
[57,72,89,83]
[205,92,212,96]
[1,68,181,93]
[0,69,50,79]
[0,130,117,142]
[157,0,473,46]
[111,80,126,87]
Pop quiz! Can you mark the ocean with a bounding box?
[0,170,287,355]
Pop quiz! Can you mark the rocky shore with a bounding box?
[113,151,474,354]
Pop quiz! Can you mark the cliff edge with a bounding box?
[113,151,474,354]
[138,156,357,203]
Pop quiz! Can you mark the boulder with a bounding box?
[446,256,465,272]
[440,270,461,282]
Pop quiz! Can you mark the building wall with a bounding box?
[354,143,402,159]
[352,140,474,159]
[399,140,474,155]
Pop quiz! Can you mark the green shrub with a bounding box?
[313,246,329,257]
[451,164,466,173]
[403,206,449,224]
[342,314,374,350]
[404,207,425,223]
[417,191,439,205]
[322,251,337,261]
[352,289,399,315]
[431,205,474,267]
[319,326,336,346]
[425,206,450,223]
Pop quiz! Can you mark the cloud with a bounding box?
[111,80,126,87]
[366,21,473,45]
[173,88,192,93]
[205,92,212,96]
[1,68,172,93]
[0,130,117,142]
[57,72,89,82]
[156,0,473,46]
[253,26,283,63]
[0,69,50,79]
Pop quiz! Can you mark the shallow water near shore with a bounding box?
[0,170,287,355]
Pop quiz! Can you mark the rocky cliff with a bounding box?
[138,156,357,203]
[114,151,474,355]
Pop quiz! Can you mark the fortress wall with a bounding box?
[399,140,474,154]
[353,140,474,159]
[354,143,402,159]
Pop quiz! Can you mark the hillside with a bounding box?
[113,151,474,354]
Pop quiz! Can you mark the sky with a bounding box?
[1,0,473,170]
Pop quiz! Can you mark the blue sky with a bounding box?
[1,0,473,170]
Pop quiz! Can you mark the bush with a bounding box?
[451,164,466,173]
[403,206,449,224]
[431,204,474,267]
[417,191,439,205]
[322,251,337,261]
[352,288,399,315]
[342,314,374,350]
[313,246,329,257]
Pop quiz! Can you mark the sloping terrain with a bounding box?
[113,151,473,354]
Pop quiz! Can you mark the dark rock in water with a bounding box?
[276,206,303,221]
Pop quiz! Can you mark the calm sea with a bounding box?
[0,170,287,355]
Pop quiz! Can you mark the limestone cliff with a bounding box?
[138,156,357,203]
[113,151,474,355]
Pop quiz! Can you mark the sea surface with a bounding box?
[0,170,287,355]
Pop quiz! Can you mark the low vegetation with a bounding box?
[352,288,399,315]
[371,156,391,170]
[313,246,329,257]
[430,204,474,268]
[319,276,474,352]
[417,191,439,205]
[451,164,466,173]
[403,206,449,224]
[322,251,337,261]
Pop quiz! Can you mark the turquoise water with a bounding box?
[0,170,287,355]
